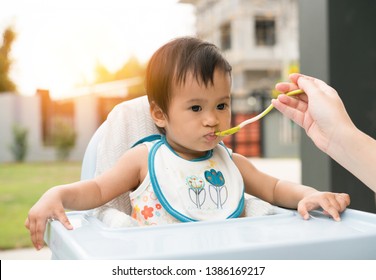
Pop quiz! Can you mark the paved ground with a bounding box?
[0,247,51,260]
[0,158,301,260]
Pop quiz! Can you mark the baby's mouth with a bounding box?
[205,132,218,140]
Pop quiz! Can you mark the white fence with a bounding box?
[0,93,99,163]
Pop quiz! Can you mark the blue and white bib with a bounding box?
[143,135,244,222]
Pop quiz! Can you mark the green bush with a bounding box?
[51,119,77,161]
[9,124,28,162]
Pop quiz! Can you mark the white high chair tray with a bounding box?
[45,208,376,259]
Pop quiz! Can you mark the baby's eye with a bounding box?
[191,105,202,112]
[217,103,228,110]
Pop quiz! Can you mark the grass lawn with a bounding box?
[0,162,81,250]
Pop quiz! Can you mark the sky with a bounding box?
[0,0,195,98]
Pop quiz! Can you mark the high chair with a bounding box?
[44,95,376,259]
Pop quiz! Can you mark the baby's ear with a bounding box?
[150,101,167,129]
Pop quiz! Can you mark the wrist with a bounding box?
[45,186,65,205]
[326,124,371,176]
[326,120,357,159]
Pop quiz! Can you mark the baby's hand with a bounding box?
[297,192,350,221]
[25,190,73,250]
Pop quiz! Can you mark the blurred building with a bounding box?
[181,0,300,157]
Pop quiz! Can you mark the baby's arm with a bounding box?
[25,144,148,250]
[232,153,350,221]
[25,179,101,250]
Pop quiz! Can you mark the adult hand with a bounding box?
[272,73,355,153]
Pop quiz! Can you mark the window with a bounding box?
[220,23,231,50]
[255,16,276,46]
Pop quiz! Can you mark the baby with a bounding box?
[26,37,350,250]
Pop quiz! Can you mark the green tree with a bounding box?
[114,55,145,80]
[0,26,17,93]
[93,61,114,84]
[93,56,146,98]
[114,56,146,98]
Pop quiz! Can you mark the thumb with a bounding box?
[289,73,303,84]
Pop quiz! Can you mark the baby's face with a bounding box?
[163,69,232,160]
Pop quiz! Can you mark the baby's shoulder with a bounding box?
[115,144,149,168]
[127,143,149,157]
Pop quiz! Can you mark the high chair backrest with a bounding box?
[81,95,160,215]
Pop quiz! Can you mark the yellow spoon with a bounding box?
[215,89,304,137]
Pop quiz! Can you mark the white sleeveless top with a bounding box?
[130,135,244,225]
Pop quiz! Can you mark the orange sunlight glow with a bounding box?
[0,0,195,99]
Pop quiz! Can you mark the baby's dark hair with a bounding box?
[145,37,232,116]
